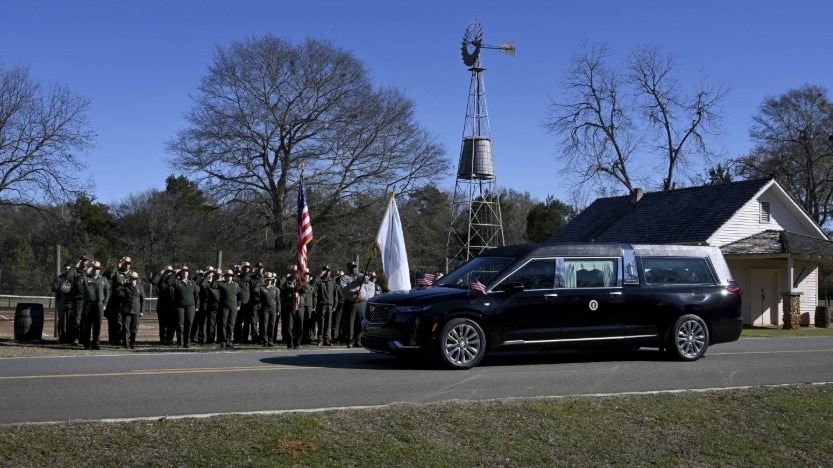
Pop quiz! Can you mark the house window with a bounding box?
[760,201,771,223]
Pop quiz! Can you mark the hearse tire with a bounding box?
[438,318,486,370]
[668,314,709,361]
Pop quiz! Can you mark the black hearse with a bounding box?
[361,243,743,369]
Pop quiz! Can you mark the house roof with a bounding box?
[721,230,833,257]
[549,178,773,244]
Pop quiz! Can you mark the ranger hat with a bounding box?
[287,264,297,271]
[180,265,189,271]
[223,269,234,276]
[91,261,102,269]
[130,271,140,279]
[369,271,377,278]
[304,267,310,273]
[165,265,173,272]
[206,266,215,272]
[337,270,344,276]
[241,261,251,267]
[122,256,132,263]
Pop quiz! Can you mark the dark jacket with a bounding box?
[171,277,199,308]
[83,275,111,305]
[315,276,337,306]
[117,283,145,315]
[214,280,241,310]
[259,284,280,313]
[201,276,220,311]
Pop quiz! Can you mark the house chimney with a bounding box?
[630,188,644,203]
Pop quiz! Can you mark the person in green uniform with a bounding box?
[315,266,338,346]
[80,261,111,350]
[106,256,133,345]
[117,271,145,349]
[214,269,241,348]
[171,266,199,348]
[196,267,217,344]
[331,270,345,344]
[65,255,90,345]
[248,262,264,343]
[279,266,300,348]
[258,272,280,347]
[298,268,316,345]
[152,266,175,345]
[52,264,73,343]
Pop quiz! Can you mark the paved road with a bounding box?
[1,337,832,424]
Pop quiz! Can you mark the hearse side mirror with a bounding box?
[501,282,525,295]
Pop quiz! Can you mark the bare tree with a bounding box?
[629,46,727,191]
[168,35,447,250]
[545,43,639,192]
[735,84,833,228]
[545,43,728,194]
[0,63,94,207]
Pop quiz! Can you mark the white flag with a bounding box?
[375,194,411,291]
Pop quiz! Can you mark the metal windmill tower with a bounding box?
[445,20,515,271]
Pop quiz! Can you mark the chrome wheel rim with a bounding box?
[443,322,482,366]
[675,319,706,359]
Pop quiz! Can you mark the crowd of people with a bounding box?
[51,256,387,350]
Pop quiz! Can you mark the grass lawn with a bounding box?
[1,384,831,467]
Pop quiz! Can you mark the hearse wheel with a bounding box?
[668,314,709,361]
[438,318,486,370]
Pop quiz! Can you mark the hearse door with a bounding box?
[490,258,560,345]
[556,257,625,342]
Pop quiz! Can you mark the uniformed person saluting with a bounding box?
[106,256,133,345]
[214,269,241,348]
[65,255,90,345]
[117,271,145,349]
[171,266,199,348]
[315,265,338,346]
[258,272,280,347]
[80,261,111,350]
[152,266,175,345]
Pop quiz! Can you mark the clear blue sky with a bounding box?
[2,0,831,206]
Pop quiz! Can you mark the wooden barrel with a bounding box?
[14,303,44,342]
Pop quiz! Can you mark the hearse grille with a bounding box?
[366,303,396,323]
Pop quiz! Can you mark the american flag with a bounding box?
[297,178,313,285]
[469,277,486,295]
[415,272,435,287]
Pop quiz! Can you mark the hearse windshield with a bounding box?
[436,257,514,289]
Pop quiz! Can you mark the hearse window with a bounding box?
[563,258,619,288]
[642,257,716,285]
[436,256,514,289]
[502,259,557,290]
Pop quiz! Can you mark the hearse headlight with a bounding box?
[397,304,432,313]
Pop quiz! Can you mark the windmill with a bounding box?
[445,20,515,271]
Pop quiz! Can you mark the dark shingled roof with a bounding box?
[549,178,773,244]
[721,230,833,256]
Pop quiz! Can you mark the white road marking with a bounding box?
[6,381,832,427]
